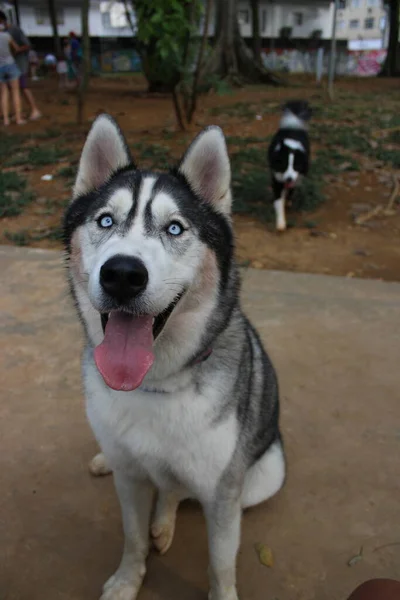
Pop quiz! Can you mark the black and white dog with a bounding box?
[268,100,312,231]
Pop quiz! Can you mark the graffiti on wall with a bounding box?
[100,50,142,73]
[262,48,387,77]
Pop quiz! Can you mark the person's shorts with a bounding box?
[0,63,20,84]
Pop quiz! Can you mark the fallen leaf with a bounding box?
[347,546,363,567]
[255,542,274,568]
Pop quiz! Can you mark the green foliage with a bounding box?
[5,145,70,167]
[209,102,257,119]
[0,133,25,161]
[35,127,62,140]
[132,142,172,170]
[226,136,271,147]
[57,165,76,178]
[0,172,35,218]
[4,230,30,246]
[134,0,203,88]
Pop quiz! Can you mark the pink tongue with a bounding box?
[94,312,154,391]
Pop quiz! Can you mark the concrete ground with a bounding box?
[1,245,399,600]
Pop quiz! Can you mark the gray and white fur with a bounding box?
[64,115,286,600]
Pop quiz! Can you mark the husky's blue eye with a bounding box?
[167,222,183,236]
[98,214,114,228]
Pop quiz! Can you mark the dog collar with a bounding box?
[190,348,212,365]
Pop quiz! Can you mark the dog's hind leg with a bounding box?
[89,452,112,477]
[274,197,286,232]
[241,440,285,509]
[151,488,186,555]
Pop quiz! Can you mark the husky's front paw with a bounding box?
[208,586,239,600]
[150,490,180,554]
[151,521,175,555]
[100,565,145,600]
[89,453,112,477]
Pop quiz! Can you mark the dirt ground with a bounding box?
[1,74,399,281]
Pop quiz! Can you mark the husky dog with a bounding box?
[64,115,285,600]
[268,100,312,231]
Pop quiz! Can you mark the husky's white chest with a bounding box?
[84,360,238,500]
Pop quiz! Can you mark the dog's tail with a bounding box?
[280,100,312,129]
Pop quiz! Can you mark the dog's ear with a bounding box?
[73,114,132,199]
[178,126,231,214]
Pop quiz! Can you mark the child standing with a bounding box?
[0,21,24,126]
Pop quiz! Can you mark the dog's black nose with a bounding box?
[100,255,148,301]
[285,176,294,183]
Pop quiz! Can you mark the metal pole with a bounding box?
[328,0,339,100]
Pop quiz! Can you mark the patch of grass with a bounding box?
[232,170,273,221]
[387,129,400,145]
[226,136,270,147]
[0,133,25,161]
[32,226,63,242]
[209,101,256,119]
[313,149,360,174]
[4,230,30,246]
[132,142,172,170]
[5,145,70,167]
[0,172,36,218]
[57,165,76,178]
[35,127,62,140]
[293,175,325,212]
[374,147,400,168]
[313,123,370,154]
[231,146,266,169]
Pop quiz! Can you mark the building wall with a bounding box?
[237,1,334,39]
[335,0,387,42]
[17,1,134,39]
[15,0,333,41]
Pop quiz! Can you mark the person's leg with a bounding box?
[10,78,24,125]
[1,81,10,126]
[20,75,41,120]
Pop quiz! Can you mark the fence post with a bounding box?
[316,46,324,83]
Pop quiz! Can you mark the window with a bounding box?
[238,9,250,25]
[349,19,359,29]
[364,17,375,29]
[338,0,346,9]
[101,11,111,29]
[350,0,361,7]
[367,0,380,7]
[35,7,64,25]
[293,12,303,26]
[261,9,267,33]
[379,15,386,30]
[337,19,346,30]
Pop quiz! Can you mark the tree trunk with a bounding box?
[380,0,400,76]
[203,0,282,85]
[250,0,262,65]
[77,0,90,124]
[187,0,213,123]
[48,0,61,57]
[13,0,21,25]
